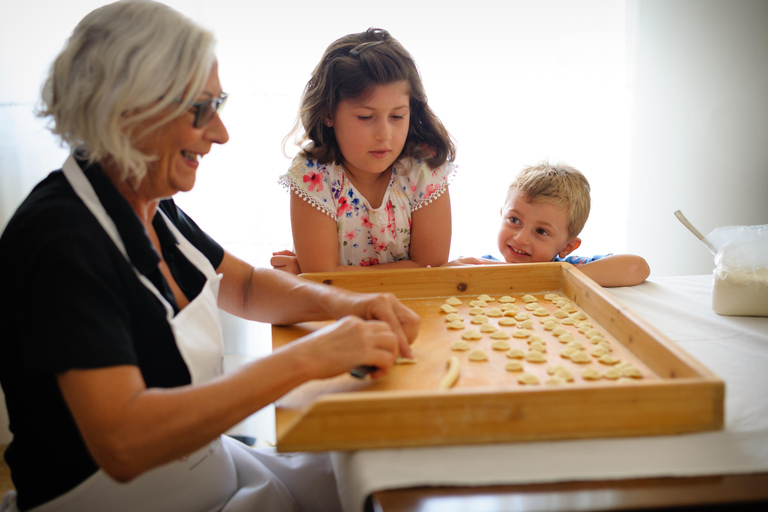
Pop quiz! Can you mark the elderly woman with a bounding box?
[0,1,419,511]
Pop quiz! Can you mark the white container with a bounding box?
[713,268,768,316]
[709,224,768,317]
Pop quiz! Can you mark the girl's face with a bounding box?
[497,189,581,263]
[134,61,229,199]
[328,80,410,180]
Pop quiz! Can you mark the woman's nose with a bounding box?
[205,112,229,145]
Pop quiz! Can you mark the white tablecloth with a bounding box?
[330,275,768,512]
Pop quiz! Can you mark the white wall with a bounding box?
[627,0,768,276]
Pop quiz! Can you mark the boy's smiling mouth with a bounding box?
[510,245,530,256]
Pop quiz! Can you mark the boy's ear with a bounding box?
[558,237,581,258]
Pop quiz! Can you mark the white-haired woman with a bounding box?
[0,1,419,510]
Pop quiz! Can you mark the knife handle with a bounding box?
[350,365,378,379]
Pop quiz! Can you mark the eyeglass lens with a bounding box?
[194,94,227,128]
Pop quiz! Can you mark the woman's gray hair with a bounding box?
[38,0,216,184]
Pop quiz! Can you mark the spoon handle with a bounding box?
[674,210,718,253]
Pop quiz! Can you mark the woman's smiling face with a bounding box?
[135,61,229,199]
[496,188,581,263]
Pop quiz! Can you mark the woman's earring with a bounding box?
[325,119,332,127]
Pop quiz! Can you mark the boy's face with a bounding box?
[497,189,581,263]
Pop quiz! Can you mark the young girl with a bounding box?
[272,28,456,274]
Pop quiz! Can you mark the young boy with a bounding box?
[446,161,650,287]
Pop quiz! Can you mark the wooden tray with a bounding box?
[272,263,724,452]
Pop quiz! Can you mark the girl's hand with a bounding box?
[325,291,420,360]
[290,315,402,380]
[271,250,301,274]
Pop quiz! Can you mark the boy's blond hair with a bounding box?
[506,161,591,238]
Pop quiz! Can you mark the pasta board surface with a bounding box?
[272,264,724,452]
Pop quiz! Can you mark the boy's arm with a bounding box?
[575,254,650,287]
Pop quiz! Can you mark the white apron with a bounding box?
[0,156,342,512]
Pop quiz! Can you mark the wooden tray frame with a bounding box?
[272,263,724,452]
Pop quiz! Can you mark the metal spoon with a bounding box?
[674,210,718,254]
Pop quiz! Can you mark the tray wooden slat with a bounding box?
[272,264,724,452]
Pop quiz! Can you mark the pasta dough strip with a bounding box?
[438,356,460,389]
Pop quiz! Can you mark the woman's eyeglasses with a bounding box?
[189,92,228,128]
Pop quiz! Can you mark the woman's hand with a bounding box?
[287,315,403,380]
[324,291,420,360]
[270,250,301,274]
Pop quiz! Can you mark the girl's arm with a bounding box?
[288,189,452,273]
[576,254,651,287]
[408,190,452,267]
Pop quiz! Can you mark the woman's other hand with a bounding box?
[288,316,403,380]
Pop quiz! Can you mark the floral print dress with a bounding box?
[279,153,456,267]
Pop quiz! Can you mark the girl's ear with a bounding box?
[324,117,333,127]
[558,237,581,258]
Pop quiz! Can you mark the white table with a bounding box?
[330,275,768,512]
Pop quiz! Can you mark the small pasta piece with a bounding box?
[581,367,602,380]
[461,329,482,341]
[491,340,511,351]
[490,330,510,340]
[440,304,457,314]
[517,372,540,384]
[451,340,471,351]
[517,319,534,329]
[468,349,488,362]
[480,322,497,333]
[525,351,547,363]
[570,351,592,364]
[598,354,621,365]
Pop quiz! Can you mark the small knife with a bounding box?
[350,365,378,379]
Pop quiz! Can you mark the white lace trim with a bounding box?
[278,175,337,220]
[411,162,458,212]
